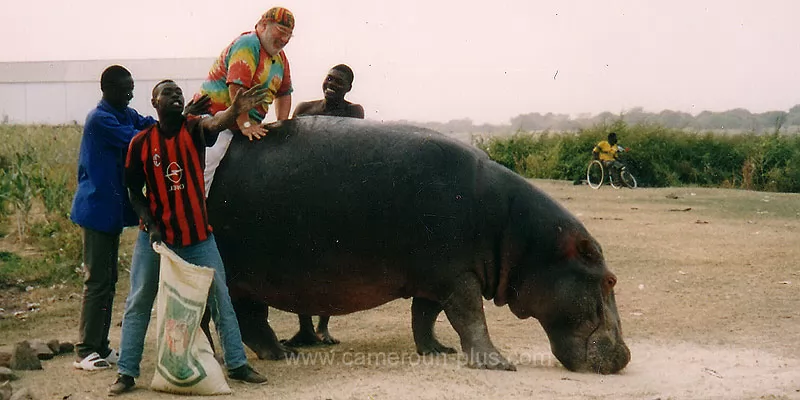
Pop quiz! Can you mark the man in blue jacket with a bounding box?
[70,65,208,370]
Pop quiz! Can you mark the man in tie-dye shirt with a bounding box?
[201,6,295,195]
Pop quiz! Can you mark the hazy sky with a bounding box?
[2,0,799,124]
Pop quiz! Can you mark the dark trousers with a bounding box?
[75,227,120,360]
[603,160,625,177]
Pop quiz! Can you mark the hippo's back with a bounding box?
[206,116,497,313]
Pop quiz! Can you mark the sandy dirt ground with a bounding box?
[1,179,799,400]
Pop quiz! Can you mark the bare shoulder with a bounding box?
[293,100,324,117]
[349,103,365,119]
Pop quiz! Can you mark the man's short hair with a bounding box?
[331,64,354,84]
[152,79,176,98]
[100,65,132,92]
[608,132,617,141]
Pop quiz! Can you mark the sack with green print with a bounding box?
[149,244,232,395]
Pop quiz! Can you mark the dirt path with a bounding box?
[2,180,799,399]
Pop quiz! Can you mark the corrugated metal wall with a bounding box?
[0,79,205,124]
[0,59,212,124]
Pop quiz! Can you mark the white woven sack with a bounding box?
[149,243,232,395]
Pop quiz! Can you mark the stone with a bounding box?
[0,381,10,400]
[57,342,74,355]
[26,341,53,361]
[0,367,17,381]
[9,342,41,371]
[45,340,59,355]
[0,353,10,368]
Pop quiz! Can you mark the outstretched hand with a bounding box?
[184,94,211,116]
[241,123,269,141]
[232,87,270,141]
[232,86,269,115]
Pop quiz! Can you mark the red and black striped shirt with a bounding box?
[125,116,211,247]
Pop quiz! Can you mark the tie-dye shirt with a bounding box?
[200,31,292,125]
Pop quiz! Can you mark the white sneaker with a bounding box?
[104,349,119,364]
[73,352,111,371]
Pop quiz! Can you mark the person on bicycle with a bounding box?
[592,132,627,179]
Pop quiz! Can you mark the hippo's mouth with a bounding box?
[548,328,630,374]
[583,330,630,374]
[545,302,631,374]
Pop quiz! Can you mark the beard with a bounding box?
[264,41,285,56]
[261,29,287,56]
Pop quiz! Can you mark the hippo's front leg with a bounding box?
[231,297,298,360]
[441,273,516,371]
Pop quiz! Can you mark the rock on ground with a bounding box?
[0,367,17,381]
[57,342,74,355]
[45,340,59,355]
[26,341,52,361]
[9,342,41,371]
[0,381,10,400]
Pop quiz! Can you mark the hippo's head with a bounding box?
[495,221,630,374]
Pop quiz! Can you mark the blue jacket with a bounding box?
[70,100,156,233]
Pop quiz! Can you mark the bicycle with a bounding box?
[586,148,637,189]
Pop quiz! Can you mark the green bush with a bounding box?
[473,120,800,193]
[0,125,83,287]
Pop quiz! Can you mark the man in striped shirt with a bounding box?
[108,80,268,396]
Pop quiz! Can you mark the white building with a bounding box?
[0,58,215,124]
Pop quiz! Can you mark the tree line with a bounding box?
[394,105,800,135]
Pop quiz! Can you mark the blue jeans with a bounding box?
[117,231,247,378]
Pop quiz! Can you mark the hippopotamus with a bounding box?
[205,116,630,373]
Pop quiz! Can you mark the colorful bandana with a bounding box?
[260,7,295,30]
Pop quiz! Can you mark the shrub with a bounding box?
[472,121,800,193]
[0,125,83,286]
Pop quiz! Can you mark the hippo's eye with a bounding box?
[577,239,602,265]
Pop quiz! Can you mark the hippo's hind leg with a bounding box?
[232,297,297,360]
[285,315,327,346]
[440,273,515,371]
[284,315,340,347]
[283,315,320,347]
[315,316,339,345]
[412,297,456,354]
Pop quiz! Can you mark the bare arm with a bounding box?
[292,101,312,118]
[199,86,269,136]
[127,185,161,244]
[125,138,161,243]
[274,94,292,120]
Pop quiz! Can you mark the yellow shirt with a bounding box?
[593,141,618,161]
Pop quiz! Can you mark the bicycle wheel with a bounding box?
[619,167,637,188]
[608,172,622,189]
[586,160,604,189]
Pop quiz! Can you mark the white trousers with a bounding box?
[204,129,234,197]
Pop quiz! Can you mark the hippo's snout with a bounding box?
[584,337,631,374]
[553,332,630,374]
